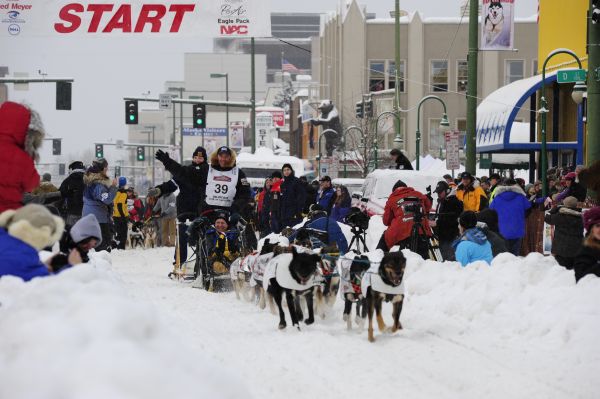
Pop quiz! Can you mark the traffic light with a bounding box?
[125,100,138,125]
[193,104,206,129]
[115,165,121,176]
[56,81,72,110]
[59,163,66,176]
[95,144,104,158]
[136,146,145,161]
[364,100,373,118]
[593,1,600,24]
[355,100,364,119]
[52,138,61,155]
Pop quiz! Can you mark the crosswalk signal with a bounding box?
[125,100,138,125]
[136,146,145,161]
[364,100,373,118]
[52,138,61,155]
[193,104,206,129]
[355,100,364,119]
[95,144,104,158]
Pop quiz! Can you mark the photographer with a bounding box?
[47,214,102,273]
[378,180,432,259]
[430,181,463,261]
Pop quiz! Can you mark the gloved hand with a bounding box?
[155,149,170,164]
[147,187,161,198]
[229,212,241,227]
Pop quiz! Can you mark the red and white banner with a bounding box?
[1,0,271,37]
[255,106,284,127]
[480,0,515,51]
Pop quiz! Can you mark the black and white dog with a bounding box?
[484,1,504,45]
[264,246,321,330]
[339,254,370,330]
[363,251,407,342]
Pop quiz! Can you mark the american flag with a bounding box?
[282,59,300,73]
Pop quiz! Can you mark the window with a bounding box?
[532,59,538,76]
[388,60,405,92]
[369,61,385,92]
[505,60,524,84]
[430,60,448,92]
[428,118,444,152]
[457,60,468,92]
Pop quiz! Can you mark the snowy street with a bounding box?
[3,247,595,399]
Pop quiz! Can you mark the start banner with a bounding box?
[1,0,271,37]
[480,0,515,51]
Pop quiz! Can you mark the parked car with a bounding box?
[357,169,440,216]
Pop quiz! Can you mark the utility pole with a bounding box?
[465,0,479,174]
[251,37,256,153]
[587,0,600,166]
[394,0,401,149]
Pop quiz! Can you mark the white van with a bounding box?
[358,170,441,216]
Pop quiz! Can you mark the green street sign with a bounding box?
[557,69,587,84]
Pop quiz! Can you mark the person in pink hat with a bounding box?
[573,206,600,282]
[554,172,587,204]
[0,102,45,212]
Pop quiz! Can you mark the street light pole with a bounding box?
[465,0,479,174]
[540,49,584,197]
[415,95,450,171]
[210,73,230,147]
[394,0,402,148]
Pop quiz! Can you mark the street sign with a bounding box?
[444,130,461,171]
[159,93,172,110]
[557,69,587,84]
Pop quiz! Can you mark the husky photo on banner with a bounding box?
[481,0,515,50]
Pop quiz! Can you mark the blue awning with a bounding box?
[476,72,584,163]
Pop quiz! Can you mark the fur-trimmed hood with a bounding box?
[0,101,45,161]
[558,206,582,217]
[493,184,526,197]
[84,171,112,187]
[209,148,237,169]
[0,204,64,251]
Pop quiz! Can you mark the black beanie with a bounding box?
[271,171,282,179]
[459,211,478,229]
[392,180,407,191]
[476,208,500,232]
[69,161,84,170]
[193,146,207,159]
[281,163,294,173]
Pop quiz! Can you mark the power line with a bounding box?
[277,38,311,53]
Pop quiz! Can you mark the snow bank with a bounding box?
[0,254,246,399]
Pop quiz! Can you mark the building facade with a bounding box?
[314,0,538,161]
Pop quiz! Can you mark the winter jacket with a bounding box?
[127,197,144,222]
[156,159,208,218]
[435,194,463,242]
[205,149,251,215]
[489,185,532,240]
[383,186,432,249]
[82,172,117,224]
[270,180,282,219]
[302,181,318,214]
[289,216,349,254]
[453,227,493,266]
[555,182,587,203]
[259,188,272,231]
[456,182,487,212]
[394,154,413,170]
[574,236,600,282]
[280,173,306,226]
[0,228,50,281]
[331,203,351,223]
[477,222,508,257]
[544,206,584,258]
[0,102,41,212]
[59,169,85,216]
[316,187,335,213]
[113,189,129,218]
[153,192,177,218]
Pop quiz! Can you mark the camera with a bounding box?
[345,208,369,231]
[402,200,424,223]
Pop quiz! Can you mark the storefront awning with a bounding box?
[476,72,584,161]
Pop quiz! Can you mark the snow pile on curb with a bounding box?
[0,255,246,399]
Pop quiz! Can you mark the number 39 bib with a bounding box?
[205,166,238,207]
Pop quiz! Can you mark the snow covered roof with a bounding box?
[476,72,580,153]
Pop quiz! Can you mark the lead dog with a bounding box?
[363,251,407,342]
[339,254,370,330]
[264,246,321,330]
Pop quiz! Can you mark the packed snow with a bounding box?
[1,244,599,399]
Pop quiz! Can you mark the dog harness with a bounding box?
[361,266,405,297]
[263,253,317,291]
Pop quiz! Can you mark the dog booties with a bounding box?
[263,253,317,291]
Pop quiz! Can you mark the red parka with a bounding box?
[383,186,432,249]
[0,102,41,212]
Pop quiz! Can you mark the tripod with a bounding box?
[409,216,443,261]
[348,225,368,253]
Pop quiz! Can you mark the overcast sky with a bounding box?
[2,0,538,163]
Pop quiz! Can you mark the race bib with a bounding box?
[205,166,238,207]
